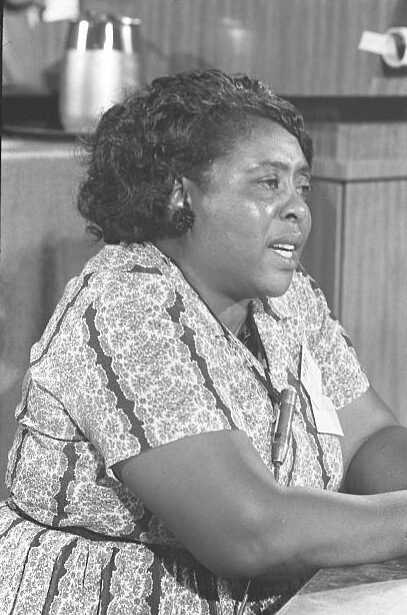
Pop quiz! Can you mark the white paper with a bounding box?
[301,341,343,437]
[41,0,80,22]
[311,393,344,437]
[358,31,392,56]
[358,29,407,67]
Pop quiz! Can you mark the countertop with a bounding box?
[277,557,407,614]
[2,135,80,157]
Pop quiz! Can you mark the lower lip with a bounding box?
[268,248,298,268]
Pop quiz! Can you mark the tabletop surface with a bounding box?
[277,557,407,614]
[2,137,79,159]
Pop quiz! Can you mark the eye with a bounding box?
[296,181,312,198]
[259,178,279,190]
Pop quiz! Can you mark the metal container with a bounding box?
[59,13,143,133]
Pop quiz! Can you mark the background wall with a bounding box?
[4,0,407,96]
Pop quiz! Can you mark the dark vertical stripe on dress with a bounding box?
[145,553,163,615]
[258,296,281,321]
[165,289,186,322]
[0,515,25,539]
[287,372,330,488]
[52,443,80,527]
[249,365,280,407]
[166,291,238,429]
[129,264,163,275]
[84,304,150,451]
[42,538,79,614]
[180,323,237,429]
[8,426,29,487]
[30,527,48,549]
[31,272,94,367]
[82,549,90,588]
[340,330,353,348]
[97,547,119,615]
[9,528,49,613]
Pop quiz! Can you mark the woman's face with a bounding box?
[184,118,312,302]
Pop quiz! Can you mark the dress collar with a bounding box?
[252,287,295,322]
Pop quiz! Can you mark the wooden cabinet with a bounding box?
[302,123,407,423]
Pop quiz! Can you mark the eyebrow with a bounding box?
[246,160,311,174]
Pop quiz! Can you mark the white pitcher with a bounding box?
[59,12,143,133]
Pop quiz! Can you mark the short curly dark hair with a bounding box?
[77,68,313,243]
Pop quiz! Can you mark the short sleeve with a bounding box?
[63,271,231,468]
[300,272,370,409]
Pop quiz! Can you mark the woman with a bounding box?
[1,68,407,615]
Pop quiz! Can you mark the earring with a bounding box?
[171,200,194,234]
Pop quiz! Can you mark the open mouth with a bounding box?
[270,243,296,260]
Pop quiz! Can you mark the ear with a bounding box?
[169,177,194,210]
[168,177,195,234]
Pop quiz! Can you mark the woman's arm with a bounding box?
[339,386,407,494]
[345,425,407,494]
[114,428,407,579]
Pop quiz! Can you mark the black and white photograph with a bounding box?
[2,1,407,613]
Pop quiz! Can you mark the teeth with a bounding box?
[271,243,296,259]
[272,243,295,252]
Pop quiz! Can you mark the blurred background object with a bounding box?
[359,27,407,68]
[4,0,407,100]
[3,1,79,94]
[59,13,143,132]
[39,0,80,23]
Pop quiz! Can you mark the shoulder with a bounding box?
[85,242,177,314]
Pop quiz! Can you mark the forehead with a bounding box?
[211,119,308,177]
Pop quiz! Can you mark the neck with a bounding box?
[215,300,250,335]
[154,238,250,334]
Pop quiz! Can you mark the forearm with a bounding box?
[253,485,407,579]
[252,425,407,579]
[117,429,407,579]
[186,480,407,579]
[344,425,407,495]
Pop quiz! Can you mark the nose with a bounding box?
[279,192,310,224]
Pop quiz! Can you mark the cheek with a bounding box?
[224,221,265,256]
[201,197,267,256]
[223,204,266,240]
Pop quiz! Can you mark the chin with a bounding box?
[263,270,294,298]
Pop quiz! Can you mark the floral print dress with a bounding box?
[0,242,368,614]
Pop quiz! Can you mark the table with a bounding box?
[277,557,407,614]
